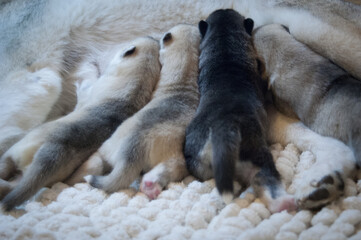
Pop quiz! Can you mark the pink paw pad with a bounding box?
[269,196,298,213]
[140,180,162,200]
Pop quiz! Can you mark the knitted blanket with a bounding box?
[1,143,360,240]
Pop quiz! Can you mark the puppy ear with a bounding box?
[162,32,172,43]
[123,46,136,57]
[244,18,254,35]
[281,25,290,33]
[198,20,208,38]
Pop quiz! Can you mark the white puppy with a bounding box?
[0,37,161,210]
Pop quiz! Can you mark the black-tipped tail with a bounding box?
[211,123,241,195]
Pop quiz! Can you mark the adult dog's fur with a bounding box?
[85,25,200,199]
[236,0,361,80]
[254,24,359,208]
[0,0,359,210]
[0,69,62,157]
[184,9,295,213]
[254,24,361,164]
[0,37,161,210]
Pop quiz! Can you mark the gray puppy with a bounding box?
[86,24,200,199]
[254,24,360,208]
[0,37,161,210]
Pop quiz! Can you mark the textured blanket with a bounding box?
[1,143,360,240]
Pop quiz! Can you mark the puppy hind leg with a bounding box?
[251,148,297,213]
[0,179,13,201]
[140,156,189,200]
[86,158,142,193]
[1,163,47,211]
[1,143,78,210]
[0,156,17,180]
[66,152,110,185]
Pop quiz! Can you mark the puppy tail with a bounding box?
[211,122,241,200]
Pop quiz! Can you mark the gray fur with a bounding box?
[254,24,361,165]
[88,24,200,196]
[0,37,161,210]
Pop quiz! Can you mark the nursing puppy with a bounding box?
[0,37,161,210]
[254,24,359,208]
[184,9,295,213]
[86,24,200,199]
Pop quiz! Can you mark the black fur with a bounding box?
[184,9,281,196]
[123,46,136,57]
[162,32,172,43]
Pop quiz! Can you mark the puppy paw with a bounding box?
[270,195,297,213]
[140,180,162,200]
[296,171,344,210]
[267,194,297,213]
[34,68,62,91]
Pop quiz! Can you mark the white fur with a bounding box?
[0,68,62,156]
[268,106,356,208]
[0,37,161,183]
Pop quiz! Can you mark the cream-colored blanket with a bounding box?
[1,143,360,240]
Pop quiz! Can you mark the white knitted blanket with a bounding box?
[1,143,360,240]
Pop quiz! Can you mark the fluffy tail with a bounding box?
[211,122,241,201]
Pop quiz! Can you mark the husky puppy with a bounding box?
[253,24,360,208]
[184,9,295,213]
[85,24,200,199]
[0,37,161,210]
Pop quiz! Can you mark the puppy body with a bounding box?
[184,9,295,213]
[0,37,161,210]
[254,24,361,165]
[86,25,200,199]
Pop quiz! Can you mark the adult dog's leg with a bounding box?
[268,106,356,209]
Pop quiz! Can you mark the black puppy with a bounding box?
[184,9,296,213]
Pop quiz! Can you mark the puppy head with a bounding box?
[106,37,160,75]
[120,36,160,61]
[159,24,200,65]
[199,9,255,39]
